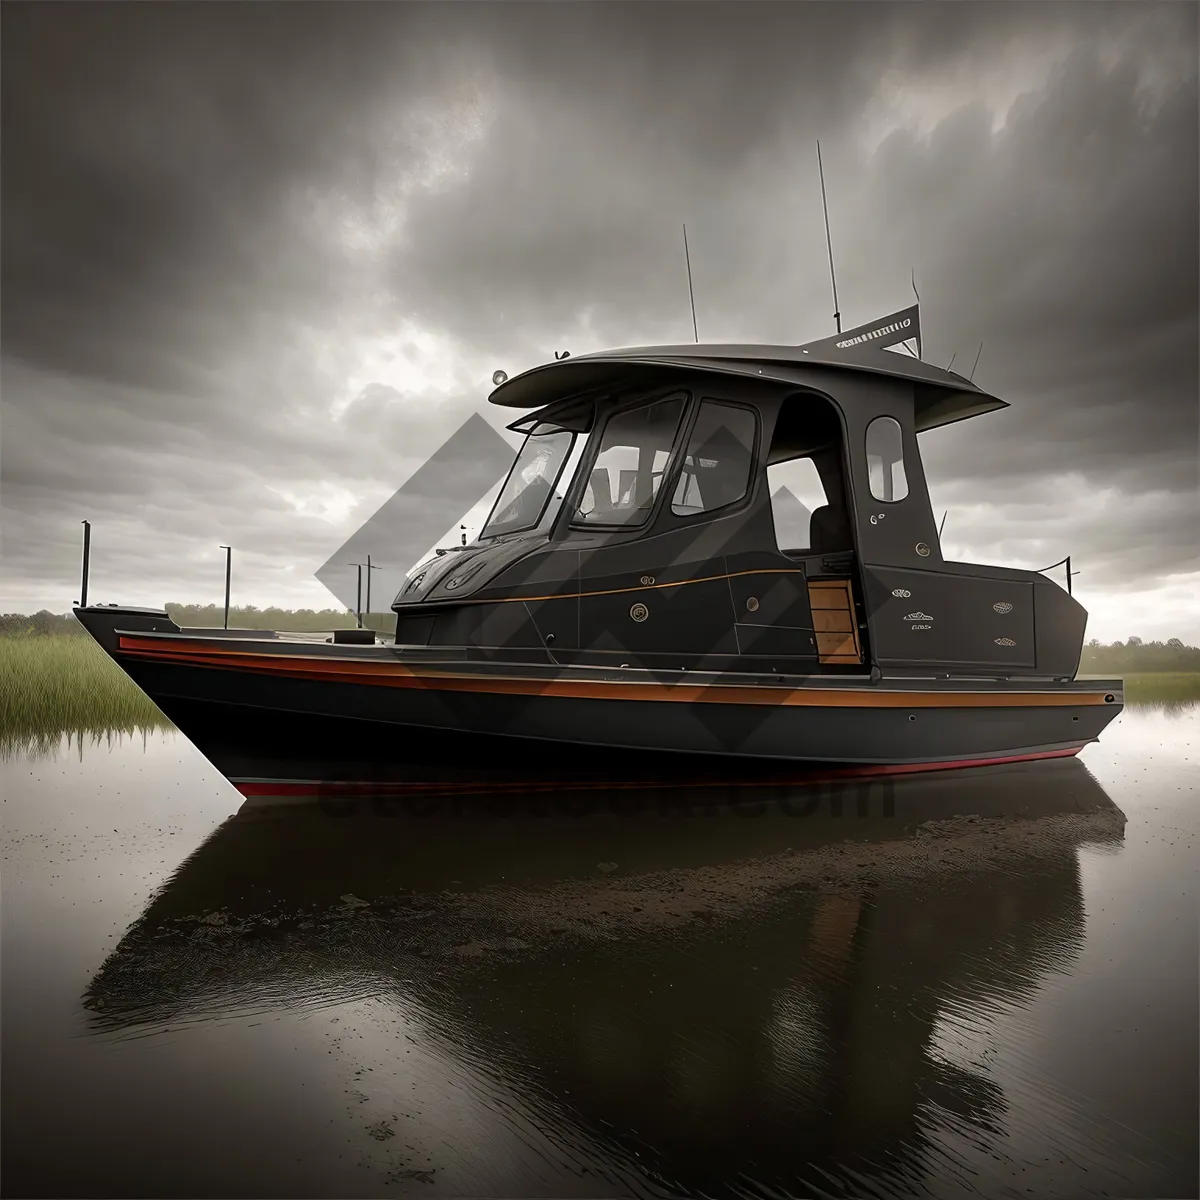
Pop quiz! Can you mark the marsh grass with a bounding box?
[1,634,174,759]
[1079,671,1200,707]
[3,635,1196,760]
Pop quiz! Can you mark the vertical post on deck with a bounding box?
[79,521,91,608]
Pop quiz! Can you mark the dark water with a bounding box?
[2,708,1196,1199]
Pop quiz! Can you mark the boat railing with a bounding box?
[1034,555,1080,596]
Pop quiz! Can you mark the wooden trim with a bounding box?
[813,609,854,633]
[815,633,859,658]
[116,635,1113,708]
[461,566,808,606]
[807,578,863,665]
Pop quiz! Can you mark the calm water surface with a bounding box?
[2,707,1196,1198]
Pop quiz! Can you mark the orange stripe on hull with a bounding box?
[116,635,1115,709]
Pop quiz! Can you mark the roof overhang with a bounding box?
[488,348,1007,433]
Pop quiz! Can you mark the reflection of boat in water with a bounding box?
[81,757,1125,931]
[75,302,1122,772]
[83,758,1126,1197]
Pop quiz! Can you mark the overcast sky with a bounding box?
[2,2,1197,642]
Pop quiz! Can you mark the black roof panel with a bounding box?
[488,304,1007,432]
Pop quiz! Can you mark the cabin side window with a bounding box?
[865,416,909,503]
[670,401,757,517]
[574,393,687,526]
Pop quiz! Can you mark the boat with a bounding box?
[74,301,1123,773]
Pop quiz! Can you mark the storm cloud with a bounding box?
[2,2,1196,640]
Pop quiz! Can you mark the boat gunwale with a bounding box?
[113,631,1123,706]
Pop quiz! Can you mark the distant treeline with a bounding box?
[1080,637,1200,673]
[2,610,1198,669]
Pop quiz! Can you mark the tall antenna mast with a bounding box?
[816,140,841,334]
[682,223,699,343]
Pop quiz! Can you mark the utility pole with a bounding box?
[219,545,232,629]
[79,520,92,607]
[365,555,382,628]
[348,562,364,627]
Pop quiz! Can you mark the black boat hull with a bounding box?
[75,605,1123,779]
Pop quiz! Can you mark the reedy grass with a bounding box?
[1079,671,1200,706]
[1,634,174,759]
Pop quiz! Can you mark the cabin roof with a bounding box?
[488,305,1009,433]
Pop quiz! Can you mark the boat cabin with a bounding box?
[392,306,1089,680]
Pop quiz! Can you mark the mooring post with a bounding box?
[219,545,232,628]
[79,520,91,607]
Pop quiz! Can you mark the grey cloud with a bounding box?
[1,2,1196,617]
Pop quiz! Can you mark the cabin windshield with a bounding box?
[574,393,687,526]
[481,424,576,538]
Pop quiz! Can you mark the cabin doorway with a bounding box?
[766,393,853,559]
[766,392,864,668]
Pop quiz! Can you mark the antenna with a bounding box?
[938,511,948,538]
[816,140,841,334]
[946,350,958,374]
[969,342,984,382]
[910,269,922,360]
[682,223,698,343]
